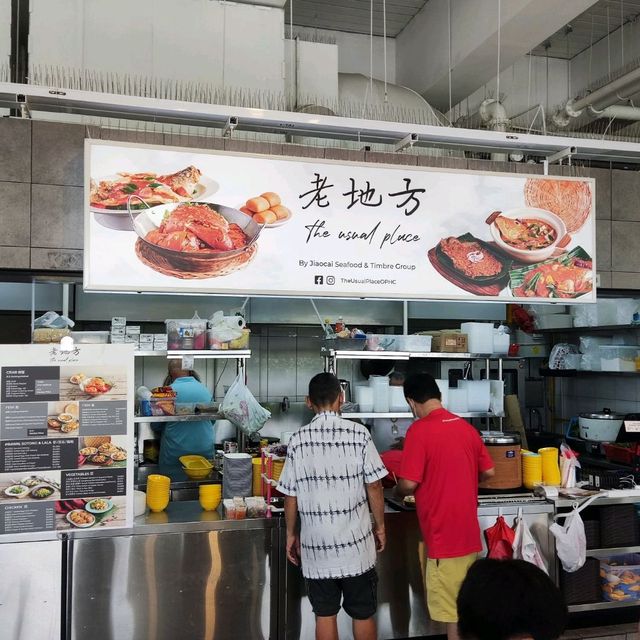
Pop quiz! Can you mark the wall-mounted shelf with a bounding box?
[321,348,516,361]
[342,411,502,420]
[586,545,640,558]
[540,368,640,378]
[134,414,220,423]
[134,350,251,359]
[536,325,639,335]
[567,599,640,613]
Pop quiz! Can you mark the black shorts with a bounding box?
[305,568,378,620]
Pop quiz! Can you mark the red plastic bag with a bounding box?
[484,515,515,560]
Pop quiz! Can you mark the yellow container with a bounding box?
[199,484,221,496]
[180,455,213,480]
[522,453,542,489]
[252,457,263,496]
[229,328,251,350]
[539,447,561,486]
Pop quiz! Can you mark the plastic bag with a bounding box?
[560,442,580,488]
[484,514,515,560]
[34,311,74,329]
[513,507,548,574]
[550,494,601,572]
[220,374,271,435]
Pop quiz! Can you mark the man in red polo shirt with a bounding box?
[395,373,495,640]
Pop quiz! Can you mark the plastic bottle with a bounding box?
[335,316,345,333]
[324,318,335,339]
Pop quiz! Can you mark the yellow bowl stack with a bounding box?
[199,484,222,511]
[146,474,171,512]
[271,459,285,482]
[252,457,263,497]
[539,447,562,487]
[522,453,542,489]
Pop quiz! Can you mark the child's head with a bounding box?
[307,372,342,412]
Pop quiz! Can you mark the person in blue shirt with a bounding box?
[155,359,216,466]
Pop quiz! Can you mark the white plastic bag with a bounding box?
[220,374,271,435]
[549,495,601,573]
[513,508,548,574]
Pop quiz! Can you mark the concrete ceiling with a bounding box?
[530,0,640,59]
[284,0,430,37]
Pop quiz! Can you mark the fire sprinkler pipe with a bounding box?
[553,66,640,127]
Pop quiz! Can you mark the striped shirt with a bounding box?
[277,412,387,579]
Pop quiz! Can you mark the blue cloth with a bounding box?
[157,376,215,466]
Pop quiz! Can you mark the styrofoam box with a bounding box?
[111,317,126,327]
[111,327,126,336]
[525,304,568,316]
[534,315,574,330]
[71,331,109,344]
[125,326,141,334]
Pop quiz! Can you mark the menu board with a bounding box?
[0,344,134,539]
[84,140,596,303]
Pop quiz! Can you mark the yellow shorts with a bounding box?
[425,553,478,623]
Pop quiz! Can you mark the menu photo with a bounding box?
[58,365,127,403]
[55,495,127,531]
[0,470,61,503]
[78,435,128,470]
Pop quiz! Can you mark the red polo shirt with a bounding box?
[399,408,494,559]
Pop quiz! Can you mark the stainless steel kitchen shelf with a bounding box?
[554,494,640,508]
[321,349,517,361]
[342,411,502,419]
[134,350,251,359]
[134,414,221,423]
[567,600,640,613]
[586,545,640,558]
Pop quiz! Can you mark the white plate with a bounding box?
[90,174,219,229]
[235,203,292,228]
[66,509,96,528]
[4,484,29,498]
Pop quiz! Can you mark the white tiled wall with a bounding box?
[557,377,640,420]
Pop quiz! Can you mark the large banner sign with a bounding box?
[85,141,596,303]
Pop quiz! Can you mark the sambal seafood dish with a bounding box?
[90,166,203,209]
[512,257,593,299]
[146,203,249,253]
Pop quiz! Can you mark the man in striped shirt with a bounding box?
[278,372,387,640]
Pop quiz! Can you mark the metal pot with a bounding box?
[578,408,624,442]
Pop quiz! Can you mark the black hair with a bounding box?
[308,372,341,407]
[457,559,567,640]
[403,372,441,403]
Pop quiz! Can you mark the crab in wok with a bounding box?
[146,204,248,253]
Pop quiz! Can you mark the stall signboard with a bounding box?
[0,344,134,540]
[85,140,596,303]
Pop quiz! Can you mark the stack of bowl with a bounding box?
[146,474,171,512]
[199,484,222,511]
[539,447,561,486]
[252,457,263,496]
[522,453,542,489]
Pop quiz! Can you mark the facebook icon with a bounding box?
[314,275,324,285]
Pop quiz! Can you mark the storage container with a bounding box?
[175,403,197,415]
[561,558,601,605]
[365,334,398,351]
[355,386,374,413]
[166,317,208,350]
[229,328,251,350]
[460,323,494,354]
[448,388,468,413]
[140,398,176,417]
[389,386,409,412]
[369,376,390,412]
[600,505,640,548]
[534,314,573,330]
[399,335,432,353]
[324,337,366,351]
[599,345,640,372]
[601,554,640,602]
[71,331,110,344]
[458,380,490,412]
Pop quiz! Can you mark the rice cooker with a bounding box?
[479,431,522,492]
[578,408,624,442]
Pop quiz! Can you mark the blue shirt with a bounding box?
[158,376,215,466]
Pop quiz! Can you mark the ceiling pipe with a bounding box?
[588,104,640,121]
[553,65,640,127]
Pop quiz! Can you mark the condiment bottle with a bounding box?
[335,316,345,333]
